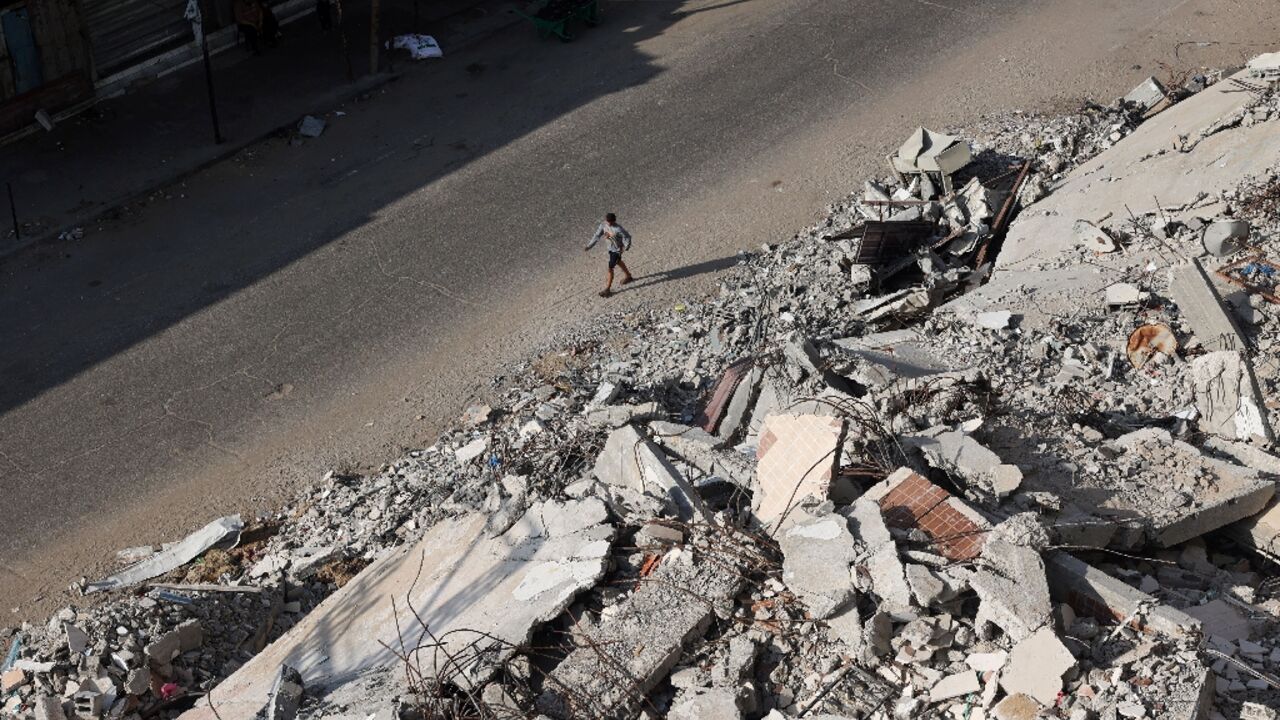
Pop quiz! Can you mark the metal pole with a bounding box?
[368,0,380,75]
[336,0,353,82]
[6,183,17,240]
[201,32,223,143]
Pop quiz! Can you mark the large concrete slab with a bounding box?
[594,424,713,522]
[538,542,745,719]
[181,500,614,720]
[999,69,1280,270]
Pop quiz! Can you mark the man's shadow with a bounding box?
[617,255,743,293]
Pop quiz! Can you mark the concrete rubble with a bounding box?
[5,52,1280,720]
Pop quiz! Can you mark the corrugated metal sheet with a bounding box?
[81,0,191,77]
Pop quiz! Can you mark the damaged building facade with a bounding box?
[4,54,1280,720]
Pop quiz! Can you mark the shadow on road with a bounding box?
[0,0,707,417]
[625,254,742,291]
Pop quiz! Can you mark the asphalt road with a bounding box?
[1,0,1276,619]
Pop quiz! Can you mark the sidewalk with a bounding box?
[0,0,518,258]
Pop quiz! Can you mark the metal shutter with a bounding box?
[80,0,192,78]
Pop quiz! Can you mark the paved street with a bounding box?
[1,0,1275,618]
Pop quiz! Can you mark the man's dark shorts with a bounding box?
[608,251,623,269]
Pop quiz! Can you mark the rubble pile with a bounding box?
[4,60,1280,720]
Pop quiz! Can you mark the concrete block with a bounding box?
[177,619,203,652]
[1191,350,1274,443]
[32,697,67,720]
[1044,551,1200,638]
[905,563,947,607]
[999,627,1075,706]
[753,414,846,527]
[972,540,1051,643]
[585,402,662,428]
[594,424,713,522]
[779,510,858,620]
[1123,76,1166,110]
[850,499,913,617]
[904,427,1022,498]
[930,670,980,703]
[124,666,151,695]
[454,437,488,464]
[538,542,746,719]
[1183,599,1250,642]
[650,421,754,488]
[1169,258,1246,353]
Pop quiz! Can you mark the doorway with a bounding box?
[1,4,43,95]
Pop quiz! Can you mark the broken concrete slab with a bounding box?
[1113,428,1275,547]
[1123,76,1166,112]
[753,414,846,527]
[585,401,662,429]
[904,427,1023,499]
[1044,551,1200,638]
[31,697,66,720]
[863,468,991,562]
[1106,282,1146,309]
[778,509,858,620]
[266,665,304,720]
[1184,598,1251,642]
[1190,350,1274,443]
[831,329,960,386]
[999,627,1075,705]
[538,542,746,719]
[181,500,613,720]
[86,516,244,594]
[972,540,1051,643]
[650,421,754,488]
[905,563,948,607]
[999,66,1280,271]
[454,437,488,464]
[594,424,714,522]
[930,670,980,703]
[965,650,1007,673]
[1169,258,1247,353]
[1227,495,1280,564]
[850,498,914,617]
[669,687,749,720]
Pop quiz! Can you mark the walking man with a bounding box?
[584,213,634,297]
